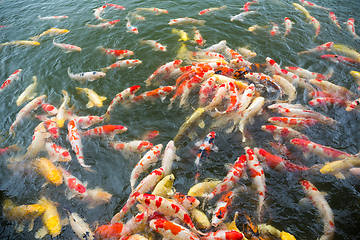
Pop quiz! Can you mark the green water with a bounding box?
[1,0,360,239]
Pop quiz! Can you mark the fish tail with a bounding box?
[102,112,111,123]
[67,67,72,76]
[199,20,206,26]
[97,46,104,51]
[29,36,38,41]
[100,67,108,72]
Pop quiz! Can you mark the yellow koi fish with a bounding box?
[320,155,360,179]
[187,179,222,197]
[76,87,106,108]
[16,76,37,106]
[32,157,63,186]
[35,197,62,238]
[0,40,40,49]
[332,44,360,61]
[171,28,189,41]
[151,174,175,198]
[30,27,69,41]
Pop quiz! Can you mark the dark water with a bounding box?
[1,0,360,239]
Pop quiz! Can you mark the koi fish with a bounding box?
[211,190,238,227]
[16,75,37,106]
[169,18,205,25]
[270,22,280,36]
[44,141,71,162]
[97,46,134,59]
[3,199,45,233]
[82,187,112,209]
[100,59,142,72]
[173,192,200,210]
[108,140,154,158]
[67,119,92,170]
[244,72,281,93]
[320,155,360,179]
[276,68,316,92]
[0,145,20,156]
[199,77,218,106]
[261,124,310,141]
[103,85,141,122]
[230,11,257,22]
[238,47,257,59]
[188,179,222,197]
[239,97,265,142]
[346,98,360,111]
[345,18,360,39]
[309,97,347,109]
[95,223,124,239]
[329,12,341,29]
[35,197,62,238]
[254,148,309,172]
[64,210,95,240]
[105,2,125,10]
[300,180,334,240]
[68,68,106,83]
[152,173,175,198]
[172,28,189,41]
[300,0,330,10]
[38,15,68,20]
[136,7,168,15]
[272,75,297,102]
[39,116,59,139]
[81,125,127,140]
[127,12,145,21]
[242,0,258,11]
[201,230,244,240]
[278,107,337,125]
[130,144,163,190]
[309,78,357,98]
[190,208,211,230]
[149,218,200,240]
[132,86,176,104]
[308,15,321,38]
[205,155,247,202]
[194,131,218,181]
[247,24,267,33]
[76,87,106,108]
[283,17,294,37]
[332,44,360,61]
[321,54,360,66]
[24,122,52,159]
[29,27,69,41]
[120,210,151,238]
[94,5,107,21]
[293,3,310,18]
[285,66,332,80]
[350,70,360,86]
[268,116,319,129]
[126,18,138,34]
[53,38,81,52]
[140,39,166,51]
[160,141,179,176]
[9,95,46,135]
[86,19,120,29]
[145,60,183,86]
[0,40,40,49]
[58,166,88,199]
[1,69,22,92]
[199,5,227,15]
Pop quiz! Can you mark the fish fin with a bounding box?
[28,219,34,232]
[211,145,219,152]
[198,120,205,128]
[15,223,25,233]
[61,217,69,226]
[66,190,77,200]
[100,96,107,101]
[298,197,311,205]
[86,102,94,108]
[35,226,48,239]
[160,95,166,101]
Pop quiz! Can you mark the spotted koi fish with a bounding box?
[329,12,341,29]
[308,15,321,38]
[53,38,81,52]
[70,115,104,129]
[198,76,218,106]
[149,218,200,240]
[277,69,316,92]
[58,165,88,199]
[300,0,330,10]
[278,107,338,125]
[298,42,334,55]
[244,72,281,93]
[242,0,258,11]
[285,66,332,80]
[100,59,142,72]
[64,210,95,240]
[41,104,57,116]
[309,97,347,109]
[132,86,176,103]
[346,98,360,111]
[211,189,237,227]
[93,5,107,21]
[201,230,244,240]
[145,60,183,86]
[345,18,360,39]
[268,116,319,129]
[108,140,153,158]
[86,19,120,29]
[309,78,357,98]
[193,27,205,46]
[265,57,281,75]
[300,180,334,240]
[321,54,360,67]
[194,131,218,181]
[36,116,60,139]
[1,69,22,92]
[205,155,247,202]
[97,46,134,59]
[105,2,125,10]
[199,5,227,15]
[44,141,71,162]
[126,18,138,34]
[140,39,166,51]
[261,124,310,142]
[173,192,200,210]
[68,68,106,83]
[130,144,163,191]
[284,17,294,37]
[120,210,151,238]
[169,18,205,25]
[233,63,265,79]
[254,148,309,172]
[81,125,127,140]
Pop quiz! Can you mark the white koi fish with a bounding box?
[29,27,69,41]
[300,180,334,240]
[76,87,106,108]
[9,95,46,135]
[86,19,120,29]
[272,75,297,102]
[64,210,95,240]
[94,5,107,21]
[140,39,166,51]
[100,59,142,72]
[230,11,257,22]
[204,40,227,52]
[68,67,106,83]
[283,17,294,37]
[136,7,168,15]
[329,12,341,29]
[169,17,205,25]
[38,15,68,20]
[53,39,81,52]
[1,69,22,92]
[16,76,37,106]
[345,18,360,39]
[161,140,179,176]
[25,123,51,159]
[239,97,265,142]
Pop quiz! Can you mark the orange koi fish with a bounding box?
[81,125,127,140]
[132,86,176,103]
[95,222,124,239]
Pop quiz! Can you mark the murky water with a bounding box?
[1,0,360,239]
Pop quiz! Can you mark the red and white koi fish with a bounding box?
[199,76,218,106]
[71,115,104,129]
[1,69,22,92]
[268,102,306,111]
[111,168,164,223]
[261,125,310,141]
[68,67,106,83]
[145,60,183,86]
[174,192,200,210]
[211,189,238,227]
[132,86,176,103]
[36,115,59,138]
[309,97,347,109]
[67,119,92,171]
[97,46,134,59]
[242,0,258,11]
[298,42,334,55]
[308,15,321,38]
[278,107,337,125]
[276,68,316,92]
[265,57,281,75]
[103,85,141,122]
[201,230,244,240]
[321,54,360,67]
[254,148,309,172]
[30,27,69,41]
[230,11,257,22]
[0,145,20,156]
[105,2,125,10]
[205,155,247,202]
[94,5,107,21]
[58,165,88,199]
[244,72,281,93]
[283,17,294,37]
[161,140,179,176]
[128,12,146,21]
[120,210,151,238]
[86,19,120,29]
[194,131,218,181]
[25,122,51,159]
[239,97,265,142]
[82,187,112,209]
[269,22,280,36]
[309,78,357,98]
[136,193,201,234]
[329,12,341,29]
[345,18,360,39]
[81,125,127,140]
[53,39,81,52]
[346,98,360,111]
[136,7,168,15]
[38,15,68,20]
[199,5,226,15]
[169,18,205,25]
[300,180,334,240]
[149,218,200,240]
[130,144,163,191]
[299,0,330,10]
[140,39,166,51]
[193,27,205,46]
[9,95,46,135]
[64,210,95,240]
[44,141,71,162]
[95,222,124,239]
[216,82,239,114]
[290,138,352,161]
[285,66,332,80]
[101,59,142,72]
[109,140,154,158]
[126,18,138,34]
[245,148,266,221]
[268,117,319,130]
